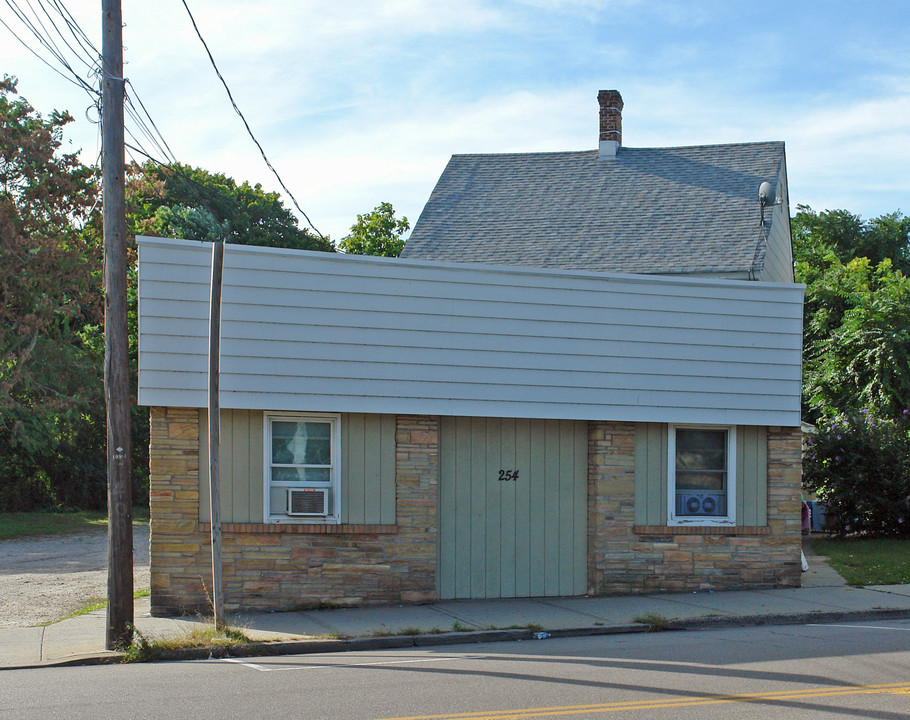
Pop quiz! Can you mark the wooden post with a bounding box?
[102,0,133,651]
[208,241,225,628]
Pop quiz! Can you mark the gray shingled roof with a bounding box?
[401,142,785,275]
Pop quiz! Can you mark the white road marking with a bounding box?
[221,654,486,672]
[221,658,269,671]
[807,623,910,632]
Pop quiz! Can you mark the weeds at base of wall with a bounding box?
[122,624,253,663]
[633,612,670,632]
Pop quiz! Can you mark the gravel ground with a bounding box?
[0,524,150,629]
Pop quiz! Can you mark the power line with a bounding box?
[2,0,99,97]
[123,142,303,248]
[49,0,98,59]
[2,0,325,248]
[179,0,325,241]
[31,0,97,70]
[125,84,177,165]
[0,13,96,96]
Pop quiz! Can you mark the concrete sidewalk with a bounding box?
[3,540,910,670]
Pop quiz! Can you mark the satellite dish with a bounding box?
[758,181,775,207]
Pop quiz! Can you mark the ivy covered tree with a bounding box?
[0,76,105,509]
[339,201,409,257]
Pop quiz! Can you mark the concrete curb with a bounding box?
[6,606,909,671]
[0,652,124,671]
[667,607,910,631]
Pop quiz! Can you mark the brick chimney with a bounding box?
[598,90,623,159]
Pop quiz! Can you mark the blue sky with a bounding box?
[2,0,908,241]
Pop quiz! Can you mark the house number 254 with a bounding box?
[498,469,519,482]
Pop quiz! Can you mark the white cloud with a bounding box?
[782,94,910,215]
[3,0,909,239]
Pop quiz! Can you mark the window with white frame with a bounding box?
[264,413,340,523]
[668,425,736,525]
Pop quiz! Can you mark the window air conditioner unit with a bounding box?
[676,492,726,517]
[287,488,328,517]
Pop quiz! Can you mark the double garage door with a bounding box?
[437,417,588,599]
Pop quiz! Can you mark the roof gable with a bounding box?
[402,141,787,277]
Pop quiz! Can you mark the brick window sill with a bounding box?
[634,525,770,536]
[198,522,398,535]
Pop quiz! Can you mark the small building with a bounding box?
[140,91,804,615]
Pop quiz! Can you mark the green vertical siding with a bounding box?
[200,409,263,523]
[200,410,394,524]
[736,426,768,525]
[633,424,667,525]
[499,419,517,597]
[527,420,547,597]
[438,417,587,600]
[514,418,532,598]
[340,413,396,525]
[633,424,767,525]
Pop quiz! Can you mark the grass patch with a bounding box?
[451,620,470,632]
[0,507,150,541]
[634,612,670,632]
[43,588,152,625]
[0,511,107,540]
[811,537,910,586]
[124,625,252,663]
[372,625,423,637]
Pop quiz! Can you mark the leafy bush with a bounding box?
[803,411,910,537]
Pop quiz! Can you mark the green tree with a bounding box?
[0,76,106,509]
[794,206,910,423]
[1,79,339,512]
[793,205,910,274]
[339,201,409,257]
[804,411,910,537]
[125,161,333,252]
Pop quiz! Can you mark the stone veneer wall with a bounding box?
[150,408,801,613]
[149,408,438,615]
[587,422,802,594]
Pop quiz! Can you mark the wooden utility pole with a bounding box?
[208,241,225,628]
[102,0,133,650]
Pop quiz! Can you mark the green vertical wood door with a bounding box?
[438,417,587,600]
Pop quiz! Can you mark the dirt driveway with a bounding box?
[0,524,150,629]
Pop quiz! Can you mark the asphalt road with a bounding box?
[2,619,910,720]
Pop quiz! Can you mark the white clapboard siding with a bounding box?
[138,236,804,426]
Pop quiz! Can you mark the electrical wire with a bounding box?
[124,141,256,245]
[3,0,324,248]
[179,0,325,240]
[125,81,177,164]
[0,13,96,95]
[125,96,174,165]
[31,0,97,70]
[49,0,98,59]
[2,0,98,96]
